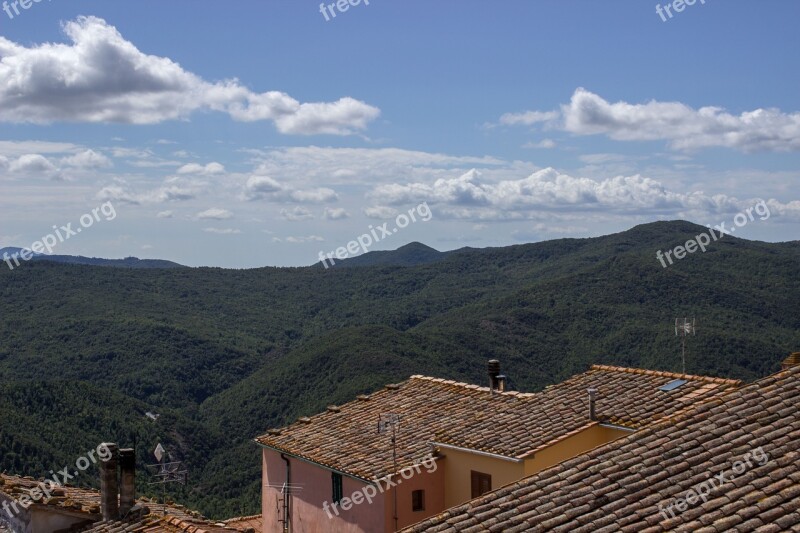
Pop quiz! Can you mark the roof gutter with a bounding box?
[431,441,522,463]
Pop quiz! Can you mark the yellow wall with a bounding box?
[523,425,631,476]
[439,447,524,508]
[438,425,631,509]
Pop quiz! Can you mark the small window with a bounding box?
[471,471,492,498]
[659,379,688,392]
[411,489,425,512]
[332,472,343,503]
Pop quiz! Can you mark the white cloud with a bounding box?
[245,175,283,199]
[288,188,338,203]
[157,210,174,219]
[0,17,379,135]
[323,207,350,220]
[0,141,80,157]
[363,206,398,219]
[523,139,556,149]
[61,149,112,169]
[110,147,155,159]
[196,208,233,220]
[368,167,800,220]
[499,110,559,126]
[502,88,800,153]
[281,207,314,221]
[203,228,241,235]
[369,169,490,206]
[247,146,512,189]
[284,235,324,243]
[178,162,225,175]
[96,177,200,205]
[9,154,58,175]
[244,174,338,204]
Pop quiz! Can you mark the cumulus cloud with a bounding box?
[368,167,800,220]
[244,174,338,204]
[281,207,315,221]
[500,88,800,152]
[281,235,324,243]
[0,17,379,135]
[156,210,174,219]
[288,188,337,203]
[203,228,241,235]
[499,110,559,126]
[97,177,200,205]
[196,208,233,220]
[523,139,556,149]
[323,207,349,220]
[363,206,399,219]
[178,162,225,175]
[9,154,59,176]
[61,149,112,169]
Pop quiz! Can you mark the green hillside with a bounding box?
[0,220,798,518]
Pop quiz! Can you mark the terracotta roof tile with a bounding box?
[401,365,800,532]
[255,366,738,479]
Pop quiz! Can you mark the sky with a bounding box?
[0,0,798,268]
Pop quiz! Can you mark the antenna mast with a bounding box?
[674,318,695,374]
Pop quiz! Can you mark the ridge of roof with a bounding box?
[407,375,536,397]
[589,364,743,386]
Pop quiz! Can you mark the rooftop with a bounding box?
[256,365,741,480]
[0,475,254,533]
[403,364,800,533]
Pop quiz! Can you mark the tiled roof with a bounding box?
[223,514,262,532]
[782,352,800,369]
[0,475,102,516]
[255,365,741,480]
[403,364,800,533]
[0,475,244,533]
[78,507,245,533]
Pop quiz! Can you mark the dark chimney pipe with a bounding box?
[99,443,119,520]
[588,388,598,421]
[488,360,501,394]
[119,448,136,515]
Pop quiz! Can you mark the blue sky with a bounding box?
[1,1,798,267]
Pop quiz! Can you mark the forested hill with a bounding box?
[0,220,798,518]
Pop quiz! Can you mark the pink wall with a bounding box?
[261,448,386,533]
[386,457,445,531]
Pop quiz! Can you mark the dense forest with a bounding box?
[0,220,798,518]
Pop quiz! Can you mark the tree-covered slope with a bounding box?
[0,221,798,518]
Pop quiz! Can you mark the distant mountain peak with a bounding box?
[322,241,446,269]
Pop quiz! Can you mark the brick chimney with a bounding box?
[99,443,119,520]
[781,352,800,370]
[119,448,136,515]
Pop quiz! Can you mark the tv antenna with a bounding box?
[146,443,188,515]
[378,414,400,532]
[675,318,695,374]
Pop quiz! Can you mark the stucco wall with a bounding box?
[386,457,445,531]
[439,448,524,508]
[523,424,632,476]
[261,448,386,533]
